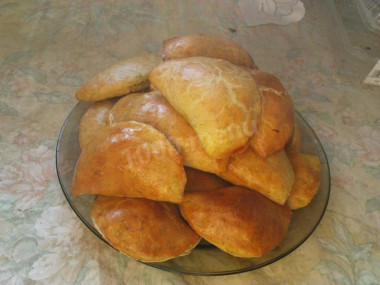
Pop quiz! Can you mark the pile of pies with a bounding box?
[72,34,322,262]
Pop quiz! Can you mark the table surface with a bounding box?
[1,0,379,284]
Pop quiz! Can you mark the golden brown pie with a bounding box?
[286,152,321,209]
[92,196,200,262]
[248,70,295,157]
[149,57,261,159]
[72,121,186,203]
[160,34,256,68]
[179,186,292,257]
[76,53,162,102]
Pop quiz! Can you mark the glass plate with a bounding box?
[56,102,330,276]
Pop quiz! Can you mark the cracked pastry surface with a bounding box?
[149,57,261,159]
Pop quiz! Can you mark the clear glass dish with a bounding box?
[56,102,330,276]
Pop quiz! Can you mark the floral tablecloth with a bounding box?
[1,0,379,284]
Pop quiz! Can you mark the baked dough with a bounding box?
[92,196,200,262]
[72,121,186,203]
[218,148,295,205]
[160,34,255,68]
[76,54,162,102]
[179,186,292,257]
[79,100,114,149]
[184,167,230,192]
[149,57,261,159]
[248,70,295,157]
[108,91,228,173]
[286,152,321,209]
[286,123,302,152]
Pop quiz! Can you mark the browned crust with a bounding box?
[179,186,292,257]
[92,196,200,262]
[247,70,295,157]
[160,34,255,68]
[286,152,321,209]
[218,148,295,205]
[79,100,115,149]
[76,54,162,102]
[72,121,186,203]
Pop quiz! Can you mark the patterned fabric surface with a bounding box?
[0,0,379,284]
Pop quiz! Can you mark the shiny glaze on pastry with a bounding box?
[180,186,292,257]
[72,121,186,203]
